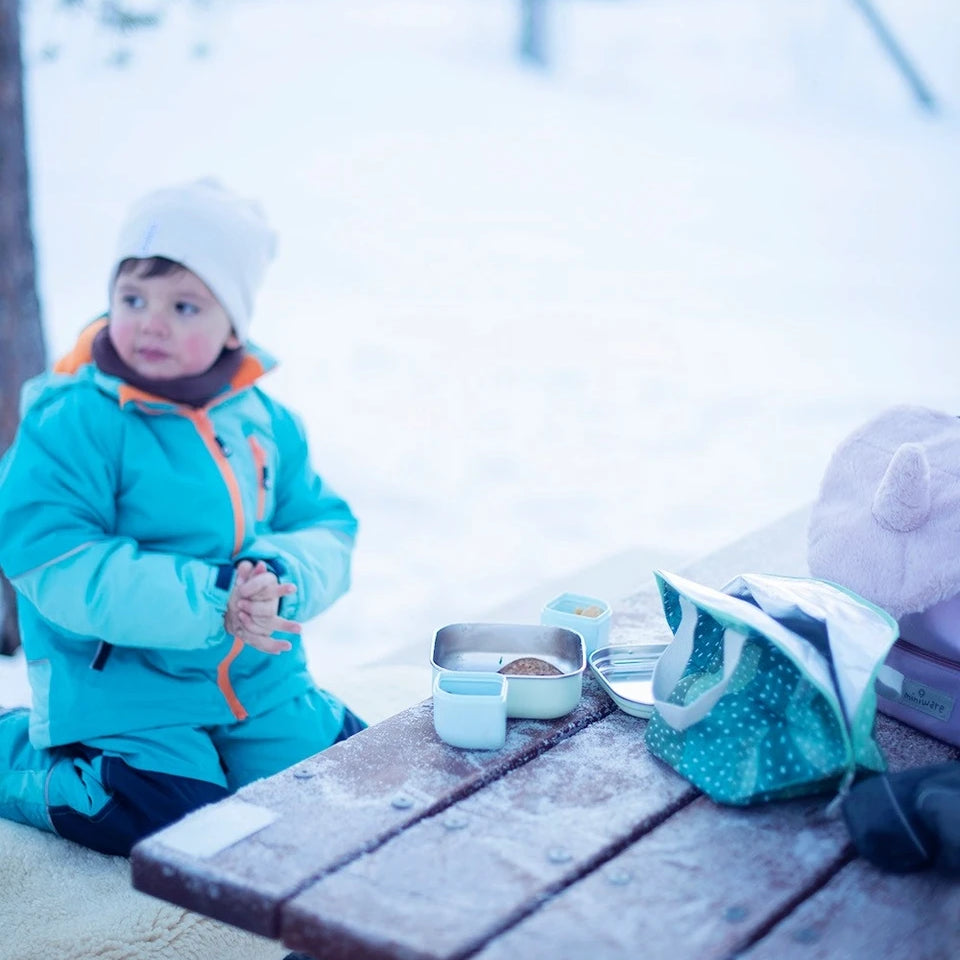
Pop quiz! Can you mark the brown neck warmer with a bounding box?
[92,326,245,407]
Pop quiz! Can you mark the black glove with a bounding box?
[843,762,960,876]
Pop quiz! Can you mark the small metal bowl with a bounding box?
[431,623,586,719]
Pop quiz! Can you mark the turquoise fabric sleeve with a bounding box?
[0,385,231,651]
[13,543,231,650]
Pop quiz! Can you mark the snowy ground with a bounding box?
[2,0,958,721]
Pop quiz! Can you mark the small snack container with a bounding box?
[431,623,585,720]
[432,670,508,750]
[588,643,669,719]
[541,593,611,655]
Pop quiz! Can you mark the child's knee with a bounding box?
[334,706,367,743]
[218,691,366,790]
[50,756,229,857]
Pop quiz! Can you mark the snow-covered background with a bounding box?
[3,0,959,721]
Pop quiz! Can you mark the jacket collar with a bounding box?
[53,316,276,409]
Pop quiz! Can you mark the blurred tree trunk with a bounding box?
[0,0,47,655]
[519,0,547,67]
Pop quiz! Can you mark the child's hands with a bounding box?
[224,560,301,654]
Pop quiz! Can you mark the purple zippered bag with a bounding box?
[877,637,960,747]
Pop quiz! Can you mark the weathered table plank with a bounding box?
[734,717,960,960]
[739,859,960,960]
[471,794,851,960]
[873,713,960,772]
[468,711,958,960]
[280,710,697,960]
[131,678,616,936]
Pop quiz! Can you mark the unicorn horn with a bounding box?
[872,442,931,532]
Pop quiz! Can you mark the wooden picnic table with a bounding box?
[131,508,960,960]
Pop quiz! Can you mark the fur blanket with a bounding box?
[0,818,286,960]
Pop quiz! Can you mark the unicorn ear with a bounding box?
[872,442,931,532]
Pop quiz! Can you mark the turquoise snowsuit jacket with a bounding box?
[0,319,357,750]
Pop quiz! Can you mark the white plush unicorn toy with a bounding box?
[808,404,960,747]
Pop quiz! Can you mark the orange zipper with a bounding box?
[114,388,253,720]
[116,397,251,720]
[185,409,249,721]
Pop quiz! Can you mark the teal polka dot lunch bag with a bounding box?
[645,571,899,806]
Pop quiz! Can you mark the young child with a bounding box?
[0,179,364,856]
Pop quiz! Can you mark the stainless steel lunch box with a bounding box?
[588,642,669,719]
[430,623,586,720]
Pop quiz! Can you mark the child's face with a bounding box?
[109,264,239,380]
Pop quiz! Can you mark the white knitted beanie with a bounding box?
[110,178,276,342]
[808,405,960,620]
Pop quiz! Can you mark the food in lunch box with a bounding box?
[573,605,604,617]
[498,657,563,677]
